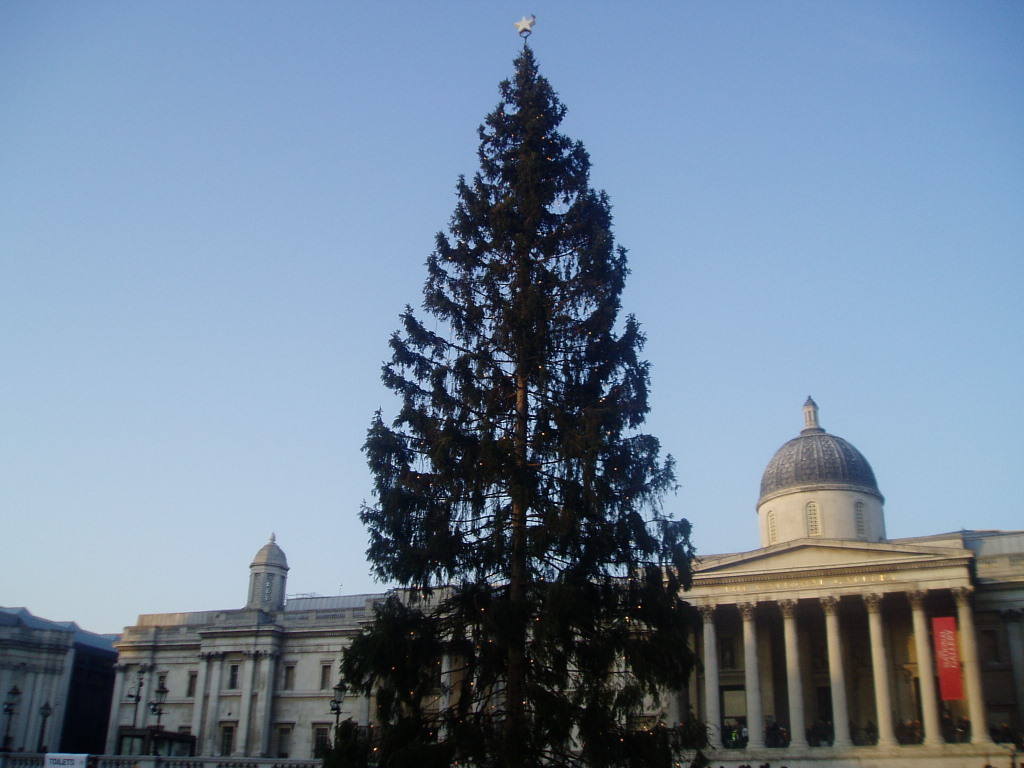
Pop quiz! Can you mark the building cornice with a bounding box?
[691,553,974,591]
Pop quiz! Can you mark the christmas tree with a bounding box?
[342,41,704,768]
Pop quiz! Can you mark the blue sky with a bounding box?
[2,2,1021,634]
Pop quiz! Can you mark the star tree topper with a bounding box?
[515,15,536,39]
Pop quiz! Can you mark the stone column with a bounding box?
[105,664,128,753]
[255,651,278,756]
[863,593,896,745]
[779,600,807,748]
[204,653,224,755]
[820,596,851,747]
[680,623,696,723]
[1006,610,1024,738]
[739,602,765,748]
[29,670,50,750]
[909,590,943,745]
[699,605,722,748]
[192,654,210,749]
[236,652,255,755]
[952,587,992,744]
[136,667,151,730]
[438,652,453,741]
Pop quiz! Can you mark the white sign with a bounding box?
[46,754,88,768]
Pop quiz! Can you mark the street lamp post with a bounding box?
[126,671,145,728]
[3,685,21,751]
[329,681,346,741]
[36,702,52,753]
[148,682,169,756]
[149,682,169,728]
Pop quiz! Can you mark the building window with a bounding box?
[320,664,333,690]
[228,664,240,689]
[313,726,331,758]
[186,671,198,697]
[220,725,235,756]
[854,501,866,538]
[806,501,820,536]
[766,510,777,544]
[276,726,292,758]
[283,664,296,690]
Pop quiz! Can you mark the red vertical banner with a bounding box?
[932,616,963,701]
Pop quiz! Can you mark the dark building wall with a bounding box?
[61,643,115,753]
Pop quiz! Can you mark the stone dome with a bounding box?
[251,533,289,570]
[758,397,882,506]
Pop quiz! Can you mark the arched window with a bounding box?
[767,510,777,544]
[806,501,821,536]
[855,501,866,538]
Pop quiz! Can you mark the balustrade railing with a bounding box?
[0,755,319,768]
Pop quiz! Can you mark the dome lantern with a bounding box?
[802,395,823,434]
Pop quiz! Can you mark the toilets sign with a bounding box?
[45,756,87,768]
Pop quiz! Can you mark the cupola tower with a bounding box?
[247,534,289,611]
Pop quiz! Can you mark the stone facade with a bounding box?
[679,401,1024,766]
[105,541,377,759]
[104,401,1024,766]
[0,607,116,754]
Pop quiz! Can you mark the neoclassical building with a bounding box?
[106,536,377,759]
[680,398,1024,765]
[106,400,1024,766]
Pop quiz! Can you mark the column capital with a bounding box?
[779,599,797,618]
[863,593,884,613]
[908,589,928,608]
[951,586,973,606]
[738,602,757,621]
[819,595,838,615]
[698,604,716,622]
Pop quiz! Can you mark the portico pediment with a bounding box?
[690,538,973,595]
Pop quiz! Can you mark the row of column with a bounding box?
[0,665,68,752]
[192,650,279,756]
[698,588,990,749]
[105,663,146,751]
[107,650,279,757]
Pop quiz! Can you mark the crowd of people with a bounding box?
[715,713,1022,751]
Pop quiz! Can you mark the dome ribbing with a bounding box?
[758,398,882,505]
